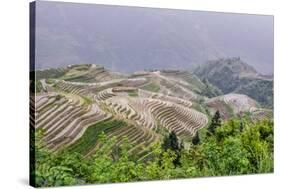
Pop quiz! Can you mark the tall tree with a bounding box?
[162,131,180,151]
[162,131,183,166]
[239,121,244,132]
[207,110,222,136]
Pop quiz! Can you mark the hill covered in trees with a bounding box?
[194,57,273,108]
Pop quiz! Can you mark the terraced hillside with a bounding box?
[32,63,273,159]
[206,93,272,120]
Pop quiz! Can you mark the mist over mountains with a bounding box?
[35,1,273,74]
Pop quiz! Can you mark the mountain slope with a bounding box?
[194,57,273,108]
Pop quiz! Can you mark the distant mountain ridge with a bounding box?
[193,57,273,108]
[194,57,258,77]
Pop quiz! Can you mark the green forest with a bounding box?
[31,114,273,187]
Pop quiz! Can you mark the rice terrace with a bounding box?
[30,1,274,188]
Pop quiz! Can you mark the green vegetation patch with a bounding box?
[141,83,160,92]
[73,64,91,71]
[81,96,93,105]
[34,116,273,187]
[200,78,223,98]
[128,91,139,97]
[35,80,43,93]
[67,119,127,154]
[236,79,273,108]
[35,68,67,80]
[60,72,87,81]
[45,79,55,84]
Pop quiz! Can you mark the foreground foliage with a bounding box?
[34,118,273,187]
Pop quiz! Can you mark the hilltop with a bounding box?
[194,57,273,108]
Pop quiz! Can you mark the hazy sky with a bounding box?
[35,1,274,74]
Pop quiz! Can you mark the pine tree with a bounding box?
[162,131,180,151]
[162,131,183,166]
[239,121,244,132]
[207,110,222,136]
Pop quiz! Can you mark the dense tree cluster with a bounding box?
[200,78,223,98]
[32,117,273,187]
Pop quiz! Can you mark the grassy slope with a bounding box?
[141,82,160,92]
[67,119,127,154]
